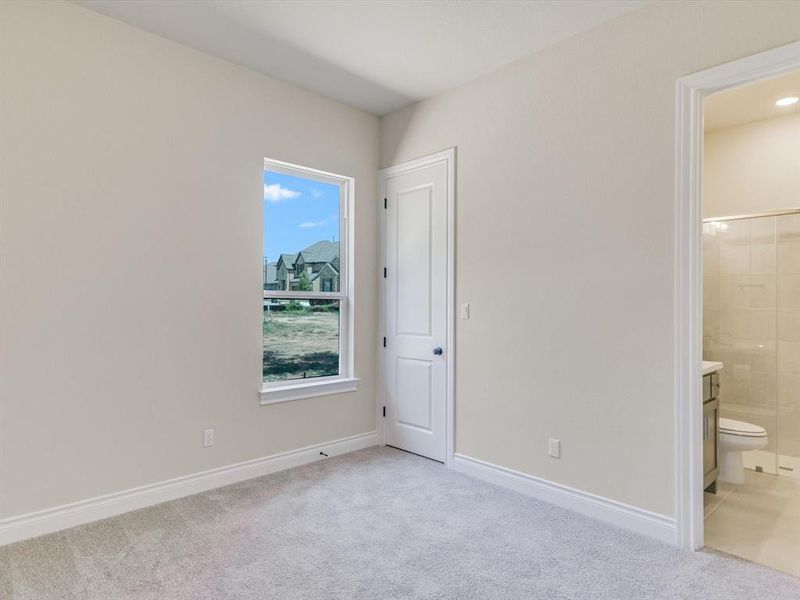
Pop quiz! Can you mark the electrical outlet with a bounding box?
[203,428,215,447]
[548,438,561,459]
[460,303,470,319]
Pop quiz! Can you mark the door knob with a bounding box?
[433,347,443,356]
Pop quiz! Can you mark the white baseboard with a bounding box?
[452,453,676,545]
[0,431,378,546]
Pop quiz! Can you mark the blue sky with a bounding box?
[263,171,339,262]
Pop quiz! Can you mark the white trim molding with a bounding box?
[260,376,360,405]
[674,40,800,551]
[0,431,378,547]
[453,454,676,544]
[377,148,456,467]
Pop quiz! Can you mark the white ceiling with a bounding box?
[75,0,648,116]
[705,71,800,131]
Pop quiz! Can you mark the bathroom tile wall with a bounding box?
[705,214,800,472]
[704,217,779,461]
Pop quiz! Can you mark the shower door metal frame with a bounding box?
[675,40,800,552]
[704,208,800,223]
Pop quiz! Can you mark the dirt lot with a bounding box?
[263,308,339,382]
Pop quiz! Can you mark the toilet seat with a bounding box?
[719,417,767,438]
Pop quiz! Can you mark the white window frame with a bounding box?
[260,158,358,405]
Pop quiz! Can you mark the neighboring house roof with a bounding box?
[307,263,338,283]
[318,262,339,275]
[264,261,277,283]
[278,253,296,268]
[268,241,340,287]
[298,240,339,264]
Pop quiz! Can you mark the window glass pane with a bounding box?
[263,299,340,382]
[263,170,340,293]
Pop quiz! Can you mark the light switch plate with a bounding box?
[459,303,470,319]
[548,438,561,459]
[203,428,215,447]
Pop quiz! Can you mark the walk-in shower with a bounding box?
[703,209,800,479]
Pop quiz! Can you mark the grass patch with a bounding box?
[263,307,339,382]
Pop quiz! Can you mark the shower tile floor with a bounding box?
[704,469,800,577]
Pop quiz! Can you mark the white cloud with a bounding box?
[300,220,328,229]
[310,188,323,198]
[264,183,301,202]
[299,214,338,228]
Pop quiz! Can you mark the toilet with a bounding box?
[718,418,768,485]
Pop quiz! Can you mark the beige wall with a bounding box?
[704,113,800,219]
[380,0,800,517]
[0,1,379,518]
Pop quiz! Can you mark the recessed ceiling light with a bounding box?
[775,96,799,107]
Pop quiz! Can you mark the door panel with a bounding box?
[396,185,433,336]
[384,158,449,462]
[396,358,433,431]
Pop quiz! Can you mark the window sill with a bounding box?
[260,377,360,406]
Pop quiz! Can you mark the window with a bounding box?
[261,158,357,404]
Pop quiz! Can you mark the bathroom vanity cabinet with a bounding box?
[703,371,720,493]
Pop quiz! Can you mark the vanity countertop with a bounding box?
[702,360,723,375]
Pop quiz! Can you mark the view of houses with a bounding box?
[264,240,340,293]
[262,239,341,382]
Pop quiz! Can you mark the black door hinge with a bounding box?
[382,406,386,418]
[383,337,386,347]
[383,267,387,278]
[384,198,387,209]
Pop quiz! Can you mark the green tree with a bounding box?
[298,270,313,292]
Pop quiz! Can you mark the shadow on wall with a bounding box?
[379,104,432,168]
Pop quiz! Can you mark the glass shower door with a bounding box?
[703,215,779,475]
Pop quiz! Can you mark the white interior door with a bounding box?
[382,154,450,462]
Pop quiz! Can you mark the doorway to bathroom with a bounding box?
[676,46,799,576]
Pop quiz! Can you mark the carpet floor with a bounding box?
[1,446,798,599]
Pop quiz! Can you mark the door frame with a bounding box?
[378,148,456,467]
[674,41,800,551]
